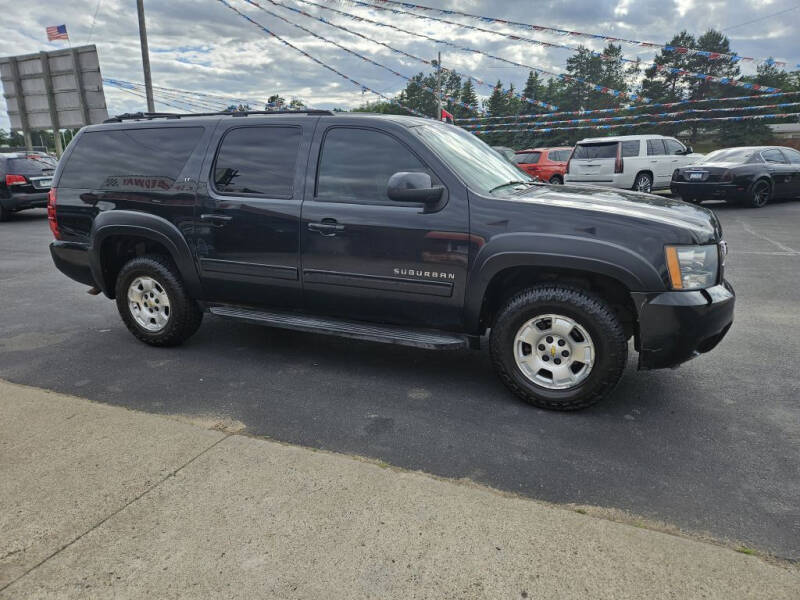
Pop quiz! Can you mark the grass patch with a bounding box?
[736,546,757,556]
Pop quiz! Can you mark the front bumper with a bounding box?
[1,191,49,211]
[670,181,748,201]
[50,241,96,287]
[632,281,735,370]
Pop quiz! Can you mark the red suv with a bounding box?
[513,147,572,184]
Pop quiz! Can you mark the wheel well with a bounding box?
[549,174,563,183]
[99,235,173,298]
[634,170,653,181]
[480,266,637,339]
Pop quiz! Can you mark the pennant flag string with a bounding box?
[363,0,794,68]
[260,0,556,111]
[236,0,479,114]
[324,0,648,102]
[216,0,431,119]
[461,102,800,131]
[470,112,800,135]
[340,0,782,93]
[455,91,800,123]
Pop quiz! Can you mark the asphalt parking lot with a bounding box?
[1,199,798,559]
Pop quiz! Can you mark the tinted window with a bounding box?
[621,141,640,157]
[761,149,787,164]
[780,148,800,164]
[573,142,617,159]
[213,126,301,197]
[316,128,432,205]
[704,148,757,163]
[59,127,203,190]
[514,152,541,164]
[548,150,570,161]
[7,157,56,174]
[647,139,666,156]
[664,139,685,155]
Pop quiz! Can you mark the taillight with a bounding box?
[614,144,623,174]
[47,188,60,239]
[565,147,576,174]
[5,174,26,185]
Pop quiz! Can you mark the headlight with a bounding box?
[665,245,719,290]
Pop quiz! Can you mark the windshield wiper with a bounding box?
[489,180,533,193]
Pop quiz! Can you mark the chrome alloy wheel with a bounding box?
[635,175,652,193]
[128,276,171,332]
[513,314,595,390]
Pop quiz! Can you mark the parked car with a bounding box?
[0,152,57,221]
[48,110,733,411]
[513,147,572,184]
[565,135,703,193]
[491,146,516,162]
[671,146,800,208]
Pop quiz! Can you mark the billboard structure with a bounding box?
[0,44,109,155]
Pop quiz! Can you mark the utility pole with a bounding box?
[435,51,442,120]
[136,0,155,113]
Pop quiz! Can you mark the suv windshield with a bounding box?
[573,142,618,159]
[8,157,56,173]
[412,124,533,194]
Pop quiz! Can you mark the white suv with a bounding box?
[564,135,704,193]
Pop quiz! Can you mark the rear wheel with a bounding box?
[0,203,10,222]
[747,179,771,208]
[680,195,701,204]
[490,285,627,411]
[632,172,653,193]
[115,254,203,346]
[548,175,563,185]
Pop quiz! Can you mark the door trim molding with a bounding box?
[303,269,453,297]
[200,258,298,281]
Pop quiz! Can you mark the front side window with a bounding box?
[781,148,800,164]
[316,127,433,205]
[213,126,301,197]
[664,139,685,155]
[761,149,787,164]
[647,139,666,156]
[513,152,541,164]
[548,150,570,162]
[59,127,204,190]
[621,141,640,157]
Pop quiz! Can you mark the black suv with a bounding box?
[48,111,734,410]
[0,152,57,221]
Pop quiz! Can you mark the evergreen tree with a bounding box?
[456,79,479,119]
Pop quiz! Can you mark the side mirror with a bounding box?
[387,172,443,203]
[684,146,694,155]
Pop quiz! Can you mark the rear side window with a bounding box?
[514,152,541,164]
[59,127,203,190]
[621,141,640,157]
[316,127,433,205]
[762,149,787,164]
[573,142,617,159]
[213,126,301,198]
[647,139,666,156]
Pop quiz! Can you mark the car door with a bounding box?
[193,120,313,308]
[779,148,800,197]
[664,137,690,172]
[300,124,469,330]
[646,139,670,188]
[761,148,792,197]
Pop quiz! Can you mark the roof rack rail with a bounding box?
[104,109,334,123]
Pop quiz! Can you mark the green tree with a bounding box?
[455,79,479,119]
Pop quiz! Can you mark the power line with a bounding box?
[216,0,430,118]
[722,5,800,32]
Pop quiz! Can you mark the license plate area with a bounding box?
[689,172,704,181]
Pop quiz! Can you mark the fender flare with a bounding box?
[89,210,201,298]
[463,233,664,332]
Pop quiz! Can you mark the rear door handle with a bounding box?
[308,220,344,236]
[200,213,233,223]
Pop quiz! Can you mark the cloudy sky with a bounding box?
[1,0,798,130]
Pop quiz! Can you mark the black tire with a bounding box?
[680,195,701,204]
[548,175,563,185]
[0,203,10,222]
[115,254,203,347]
[632,172,653,193]
[747,179,771,208]
[489,285,627,411]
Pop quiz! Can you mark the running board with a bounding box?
[208,306,469,350]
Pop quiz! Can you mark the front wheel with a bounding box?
[490,285,628,410]
[115,254,203,346]
[632,172,653,193]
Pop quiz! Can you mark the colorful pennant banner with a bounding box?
[470,112,800,135]
[217,0,430,119]
[364,0,795,68]
[339,0,782,93]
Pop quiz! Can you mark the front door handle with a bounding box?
[308,220,345,236]
[200,213,233,223]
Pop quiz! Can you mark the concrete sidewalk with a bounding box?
[1,380,797,599]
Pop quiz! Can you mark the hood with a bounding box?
[506,183,720,240]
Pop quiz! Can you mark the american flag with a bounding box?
[46,25,68,41]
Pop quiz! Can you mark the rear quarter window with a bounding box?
[58,127,204,190]
[573,143,617,159]
[621,141,640,157]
